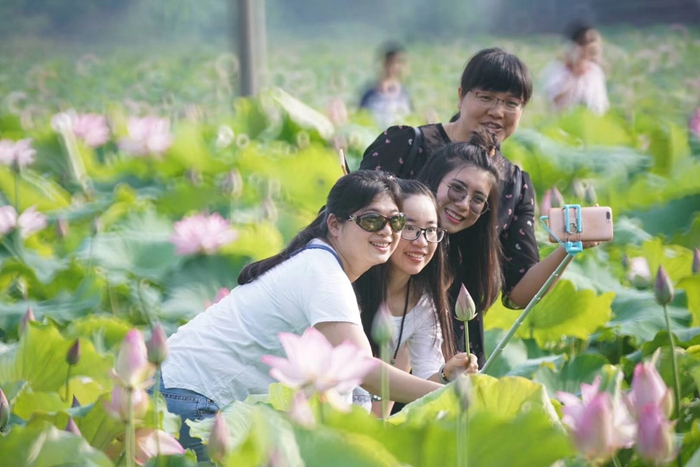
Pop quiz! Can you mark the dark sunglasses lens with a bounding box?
[389,214,406,232]
[358,215,386,232]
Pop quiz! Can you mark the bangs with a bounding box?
[461,49,533,103]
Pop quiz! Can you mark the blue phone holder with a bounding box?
[540,204,584,255]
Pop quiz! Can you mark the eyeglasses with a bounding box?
[469,90,523,114]
[347,213,406,233]
[401,224,446,243]
[444,183,489,215]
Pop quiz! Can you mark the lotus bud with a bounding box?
[628,257,652,289]
[222,169,243,198]
[551,186,565,208]
[208,412,232,465]
[571,179,586,199]
[146,323,168,365]
[56,217,69,239]
[455,284,476,322]
[289,391,316,429]
[621,254,630,271]
[185,168,202,186]
[262,198,278,223]
[540,189,552,215]
[0,388,10,431]
[453,374,471,412]
[104,386,149,422]
[112,329,155,389]
[66,339,81,366]
[629,359,674,418]
[584,183,597,205]
[635,404,676,465]
[91,216,101,236]
[693,248,700,275]
[654,266,674,306]
[65,417,82,436]
[19,306,36,334]
[371,303,396,346]
[72,395,81,408]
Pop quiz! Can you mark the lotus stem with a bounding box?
[612,454,622,467]
[153,366,162,455]
[64,365,71,402]
[482,253,575,374]
[663,304,682,431]
[464,324,470,358]
[126,388,135,467]
[379,343,390,419]
[457,411,469,467]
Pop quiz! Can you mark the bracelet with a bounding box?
[438,363,450,384]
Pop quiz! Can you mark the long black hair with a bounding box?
[355,179,456,359]
[416,129,502,314]
[238,170,403,285]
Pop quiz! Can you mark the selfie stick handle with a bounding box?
[481,209,583,374]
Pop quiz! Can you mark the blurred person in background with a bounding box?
[359,41,413,128]
[542,20,610,115]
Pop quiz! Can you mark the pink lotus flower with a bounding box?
[289,391,316,429]
[628,257,652,288]
[119,116,172,157]
[112,330,155,389]
[0,138,36,168]
[557,377,635,462]
[170,213,238,256]
[635,404,676,465]
[17,206,48,238]
[0,205,47,238]
[205,287,230,308]
[262,327,379,401]
[627,359,673,418]
[146,323,168,365]
[133,428,185,465]
[104,386,150,422]
[690,108,700,137]
[0,387,9,430]
[72,113,110,147]
[208,412,232,464]
[693,248,700,275]
[19,306,35,334]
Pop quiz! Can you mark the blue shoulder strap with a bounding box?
[290,244,344,271]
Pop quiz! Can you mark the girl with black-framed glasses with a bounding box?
[354,179,479,415]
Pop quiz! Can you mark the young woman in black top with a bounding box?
[361,48,580,366]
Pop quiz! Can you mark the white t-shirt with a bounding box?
[353,293,445,408]
[542,60,610,115]
[162,240,363,407]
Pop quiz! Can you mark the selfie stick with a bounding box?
[480,205,584,374]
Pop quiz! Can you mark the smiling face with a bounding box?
[330,192,402,280]
[389,194,440,277]
[435,165,494,234]
[456,87,523,143]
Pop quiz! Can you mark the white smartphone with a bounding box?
[547,206,614,243]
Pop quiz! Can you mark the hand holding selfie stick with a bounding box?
[481,205,591,374]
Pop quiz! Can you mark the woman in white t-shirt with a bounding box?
[354,179,479,415]
[159,170,443,460]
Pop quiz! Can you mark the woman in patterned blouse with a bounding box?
[360,47,577,366]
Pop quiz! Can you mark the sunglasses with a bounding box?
[347,213,406,233]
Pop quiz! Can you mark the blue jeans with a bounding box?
[150,375,220,462]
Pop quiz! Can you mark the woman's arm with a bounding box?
[507,246,568,307]
[315,321,441,403]
[359,125,417,174]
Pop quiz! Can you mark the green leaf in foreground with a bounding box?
[0,420,113,467]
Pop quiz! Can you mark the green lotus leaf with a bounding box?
[534,354,609,398]
[679,276,700,327]
[0,167,71,211]
[0,420,113,467]
[0,322,113,393]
